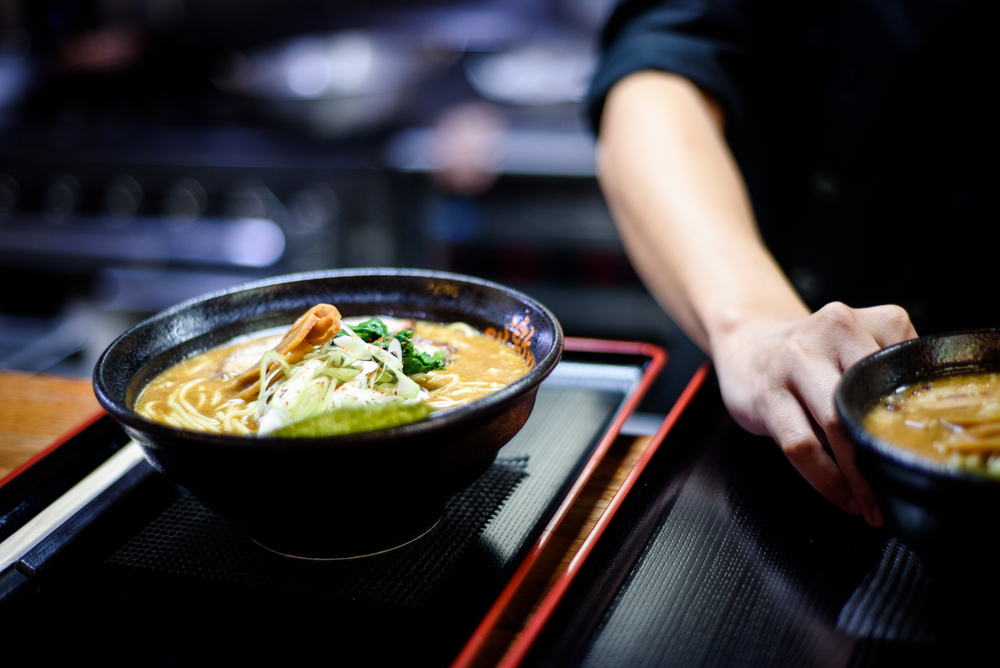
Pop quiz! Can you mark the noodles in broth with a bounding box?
[864,371,1000,475]
[135,306,531,436]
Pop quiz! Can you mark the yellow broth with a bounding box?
[863,372,1000,463]
[134,320,530,435]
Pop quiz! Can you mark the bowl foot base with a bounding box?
[246,503,445,560]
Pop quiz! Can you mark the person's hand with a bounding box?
[710,302,918,526]
[595,73,918,525]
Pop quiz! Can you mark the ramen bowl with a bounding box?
[836,329,1000,578]
[93,268,563,558]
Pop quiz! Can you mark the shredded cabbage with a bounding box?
[256,324,431,434]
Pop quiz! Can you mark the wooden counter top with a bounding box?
[0,369,652,666]
[0,370,103,481]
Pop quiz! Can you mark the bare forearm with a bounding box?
[596,71,808,353]
[596,70,917,527]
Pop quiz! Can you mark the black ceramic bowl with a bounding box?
[93,268,563,558]
[836,329,1000,575]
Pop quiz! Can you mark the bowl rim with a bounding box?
[93,267,564,449]
[836,328,1000,485]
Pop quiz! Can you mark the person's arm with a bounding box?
[597,70,916,526]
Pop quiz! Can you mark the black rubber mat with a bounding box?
[836,538,940,645]
[107,456,529,607]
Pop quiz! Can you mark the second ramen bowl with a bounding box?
[93,269,563,558]
[836,329,1000,579]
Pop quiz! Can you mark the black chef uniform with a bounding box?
[585,0,1000,335]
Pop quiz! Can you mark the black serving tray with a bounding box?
[0,339,664,666]
[514,369,999,668]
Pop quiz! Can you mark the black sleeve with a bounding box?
[584,0,759,134]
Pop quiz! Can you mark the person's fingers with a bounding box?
[827,423,883,526]
[760,390,858,515]
[801,303,913,370]
[796,303,908,525]
[777,303,891,524]
[717,302,918,524]
[786,359,882,524]
[848,304,918,352]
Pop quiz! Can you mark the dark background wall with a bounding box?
[0,0,703,410]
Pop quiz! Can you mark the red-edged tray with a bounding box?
[449,340,692,667]
[1,338,673,666]
[454,359,711,668]
[0,409,107,492]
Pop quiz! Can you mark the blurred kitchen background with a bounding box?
[0,0,702,409]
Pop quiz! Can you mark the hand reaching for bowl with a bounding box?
[597,71,919,525]
[711,303,917,526]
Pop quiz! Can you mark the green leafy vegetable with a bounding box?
[394,329,447,375]
[338,318,447,375]
[274,402,434,437]
[348,318,390,344]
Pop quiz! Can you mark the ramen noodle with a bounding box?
[135,305,531,436]
[863,371,1000,475]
